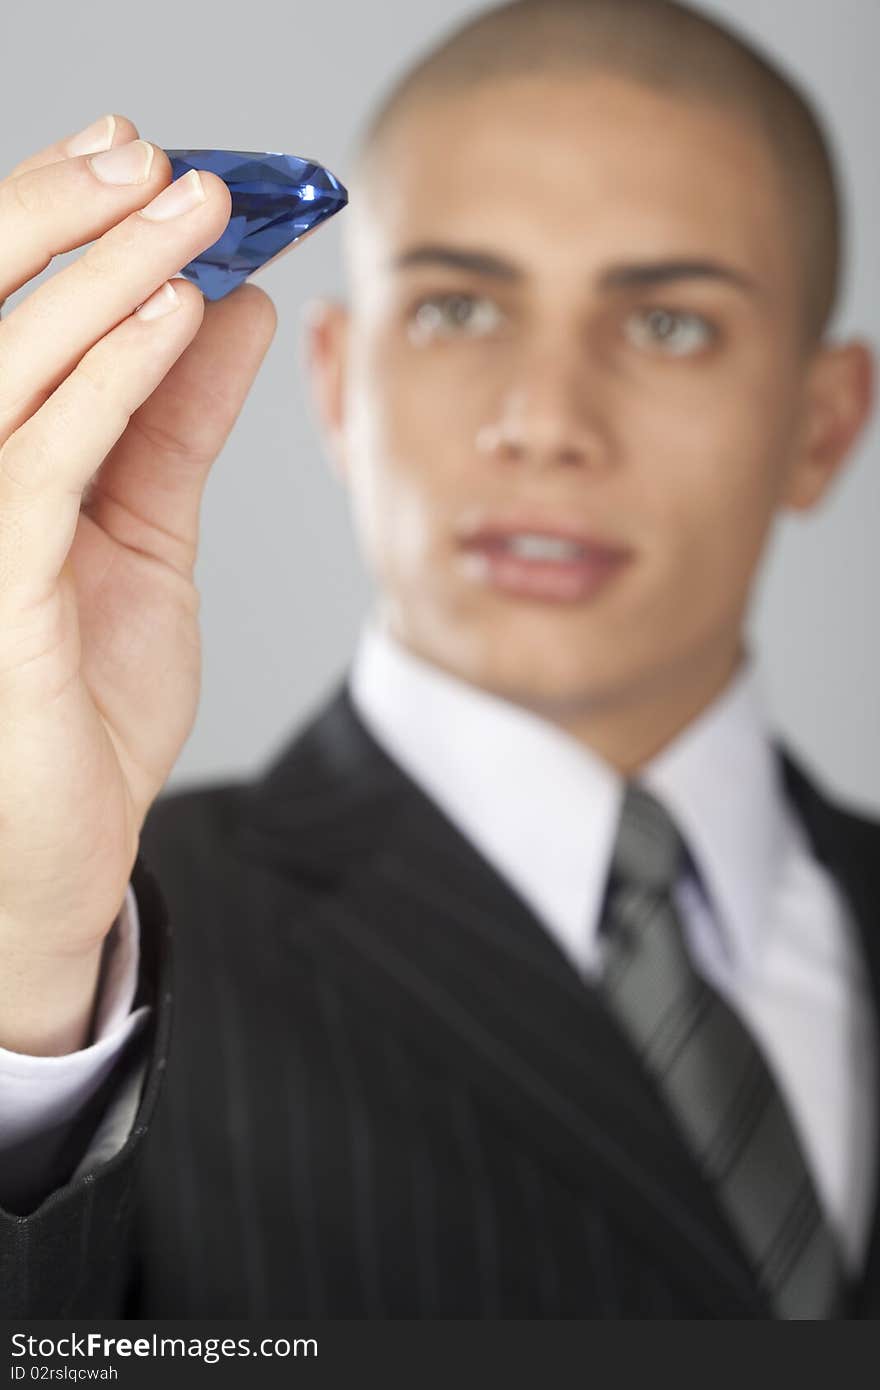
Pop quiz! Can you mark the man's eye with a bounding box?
[407,294,504,343]
[624,308,716,356]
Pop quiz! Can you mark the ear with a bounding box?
[781,338,875,512]
[301,298,351,481]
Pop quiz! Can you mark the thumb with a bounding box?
[84,281,278,572]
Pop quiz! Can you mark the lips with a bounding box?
[458,514,633,556]
[456,517,634,604]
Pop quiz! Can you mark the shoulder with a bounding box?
[136,684,362,894]
[779,743,880,899]
[820,792,880,868]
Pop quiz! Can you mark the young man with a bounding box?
[0,0,876,1319]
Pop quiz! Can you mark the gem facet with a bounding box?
[161,150,348,301]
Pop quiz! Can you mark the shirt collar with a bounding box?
[347,611,785,979]
[640,657,786,975]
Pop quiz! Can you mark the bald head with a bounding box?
[350,0,843,349]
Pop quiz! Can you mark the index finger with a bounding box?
[2,114,139,183]
[0,114,140,319]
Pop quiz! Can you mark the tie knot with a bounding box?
[610,782,685,893]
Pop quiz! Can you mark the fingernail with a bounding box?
[137,169,206,221]
[135,281,181,322]
[88,139,155,185]
[66,114,117,157]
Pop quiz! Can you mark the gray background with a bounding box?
[3,0,878,809]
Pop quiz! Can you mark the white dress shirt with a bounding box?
[348,615,878,1276]
[0,884,146,1151]
[1,614,876,1279]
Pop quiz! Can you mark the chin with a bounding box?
[399,589,638,705]
[451,631,623,713]
[487,666,618,716]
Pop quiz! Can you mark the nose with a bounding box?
[475,346,609,473]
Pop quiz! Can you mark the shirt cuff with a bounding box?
[0,884,149,1151]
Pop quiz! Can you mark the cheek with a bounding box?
[626,385,793,608]
[648,445,787,618]
[653,352,796,505]
[344,340,463,578]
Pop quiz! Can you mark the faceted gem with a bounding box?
[161,149,348,301]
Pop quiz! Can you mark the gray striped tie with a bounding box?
[597,781,847,1319]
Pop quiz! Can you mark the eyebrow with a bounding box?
[390,243,763,297]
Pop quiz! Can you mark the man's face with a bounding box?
[315,74,833,718]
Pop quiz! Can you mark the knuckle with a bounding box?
[0,426,52,495]
[0,174,64,298]
[0,169,52,224]
[0,364,129,502]
[82,213,142,280]
[130,411,196,463]
[76,245,122,290]
[75,351,112,400]
[61,363,130,452]
[0,173,33,220]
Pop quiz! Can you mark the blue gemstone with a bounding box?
[161,149,348,301]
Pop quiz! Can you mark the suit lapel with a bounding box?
[777,745,880,1317]
[237,684,772,1316]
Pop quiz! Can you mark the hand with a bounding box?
[0,115,278,1048]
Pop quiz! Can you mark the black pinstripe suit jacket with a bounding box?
[2,682,879,1318]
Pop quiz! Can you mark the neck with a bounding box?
[381,602,747,777]
[546,633,747,775]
